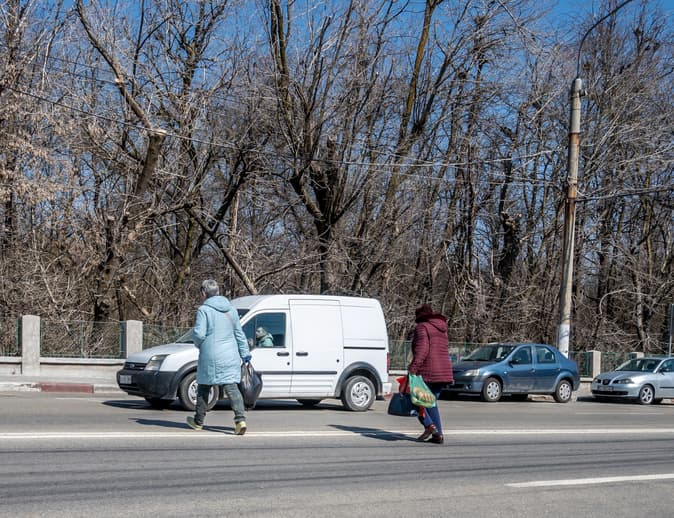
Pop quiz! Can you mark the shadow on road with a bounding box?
[102,399,159,410]
[132,417,192,430]
[330,424,416,442]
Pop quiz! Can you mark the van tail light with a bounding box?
[387,353,390,372]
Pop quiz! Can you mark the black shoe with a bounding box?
[417,424,438,441]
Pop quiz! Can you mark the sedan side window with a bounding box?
[511,347,532,365]
[659,360,674,373]
[536,346,556,364]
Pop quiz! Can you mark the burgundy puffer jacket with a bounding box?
[407,313,454,383]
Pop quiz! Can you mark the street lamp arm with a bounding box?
[576,0,637,78]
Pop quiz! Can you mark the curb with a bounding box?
[39,382,94,393]
[0,381,123,394]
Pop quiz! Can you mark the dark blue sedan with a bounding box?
[446,343,580,402]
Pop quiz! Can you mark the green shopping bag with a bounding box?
[408,374,436,408]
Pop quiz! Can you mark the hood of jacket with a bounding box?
[417,313,447,334]
[201,295,233,313]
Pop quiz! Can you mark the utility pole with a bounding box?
[556,0,636,358]
[556,78,582,358]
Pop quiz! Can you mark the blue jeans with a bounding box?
[417,382,445,434]
[195,383,246,425]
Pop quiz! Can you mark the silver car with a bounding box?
[591,356,674,404]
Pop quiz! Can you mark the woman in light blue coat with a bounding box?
[186,279,251,435]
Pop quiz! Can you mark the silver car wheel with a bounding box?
[638,384,655,405]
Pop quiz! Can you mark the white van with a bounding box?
[117,295,392,411]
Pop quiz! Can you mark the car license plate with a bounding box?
[119,375,132,384]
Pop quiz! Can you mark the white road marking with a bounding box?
[2,428,674,440]
[507,473,674,488]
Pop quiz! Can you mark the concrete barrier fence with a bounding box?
[0,314,640,380]
[0,315,143,378]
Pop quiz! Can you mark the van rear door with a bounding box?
[289,298,343,395]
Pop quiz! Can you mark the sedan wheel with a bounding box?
[480,377,502,402]
[553,379,573,403]
[637,384,655,405]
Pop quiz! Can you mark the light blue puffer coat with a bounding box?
[193,296,249,385]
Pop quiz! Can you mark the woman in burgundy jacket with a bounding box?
[408,304,454,444]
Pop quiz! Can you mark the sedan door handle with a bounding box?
[276,351,289,357]
[296,352,309,357]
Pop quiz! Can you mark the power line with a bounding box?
[4,83,564,189]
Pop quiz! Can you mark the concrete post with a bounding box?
[589,350,602,379]
[120,320,143,358]
[20,315,41,376]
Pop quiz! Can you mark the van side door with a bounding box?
[289,299,344,396]
[241,312,291,397]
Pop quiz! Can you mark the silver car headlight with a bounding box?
[145,354,168,371]
[463,369,480,377]
[613,378,633,384]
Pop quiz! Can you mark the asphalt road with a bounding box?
[1,392,673,518]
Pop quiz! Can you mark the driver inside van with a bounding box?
[255,327,274,348]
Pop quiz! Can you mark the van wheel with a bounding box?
[297,399,322,407]
[178,372,218,411]
[341,375,375,412]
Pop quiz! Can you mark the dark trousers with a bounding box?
[417,382,445,434]
[195,383,246,425]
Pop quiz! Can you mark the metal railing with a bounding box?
[142,325,191,350]
[0,317,19,356]
[37,320,192,358]
[389,341,482,370]
[40,320,122,358]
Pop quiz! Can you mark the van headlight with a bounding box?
[145,355,168,371]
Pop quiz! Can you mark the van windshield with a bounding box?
[175,330,193,344]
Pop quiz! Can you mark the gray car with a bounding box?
[591,356,674,404]
[446,343,580,403]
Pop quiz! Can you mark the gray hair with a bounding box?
[201,279,220,298]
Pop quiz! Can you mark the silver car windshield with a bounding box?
[616,358,660,372]
[464,345,517,362]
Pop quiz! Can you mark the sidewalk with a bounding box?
[0,374,122,394]
[1,372,592,398]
